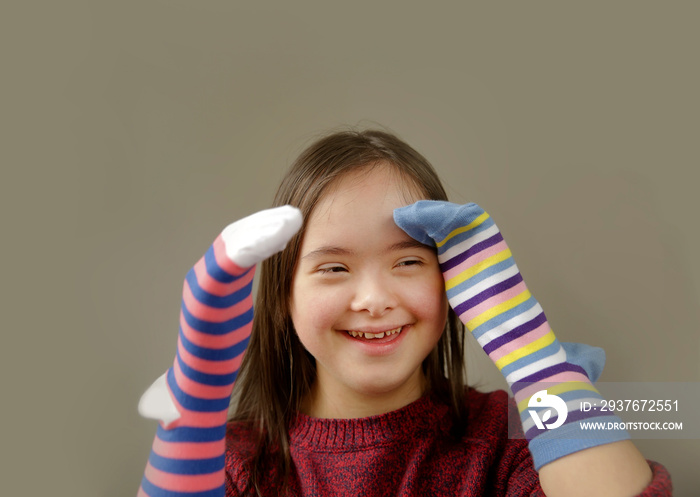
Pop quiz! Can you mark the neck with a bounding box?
[301,370,427,419]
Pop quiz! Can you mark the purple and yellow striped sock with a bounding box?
[138,234,253,497]
[395,200,628,469]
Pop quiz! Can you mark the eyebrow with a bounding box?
[387,239,432,252]
[301,239,432,261]
[301,246,355,260]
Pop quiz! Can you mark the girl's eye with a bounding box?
[317,265,348,274]
[397,259,423,268]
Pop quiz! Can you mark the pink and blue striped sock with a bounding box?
[138,234,253,497]
[395,200,628,469]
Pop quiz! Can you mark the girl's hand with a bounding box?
[221,205,303,268]
[139,205,302,424]
[393,200,488,251]
[137,205,303,497]
[394,200,631,474]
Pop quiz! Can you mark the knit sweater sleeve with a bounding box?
[503,410,673,496]
[471,389,672,497]
[500,457,671,497]
[501,456,672,497]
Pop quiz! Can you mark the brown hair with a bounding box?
[230,128,467,495]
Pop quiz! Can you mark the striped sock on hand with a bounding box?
[138,235,254,497]
[394,200,628,469]
[138,206,302,496]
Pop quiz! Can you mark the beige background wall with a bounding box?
[2,2,698,495]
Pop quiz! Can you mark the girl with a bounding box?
[138,129,671,496]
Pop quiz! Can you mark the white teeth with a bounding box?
[346,327,402,339]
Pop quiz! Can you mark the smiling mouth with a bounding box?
[345,326,403,340]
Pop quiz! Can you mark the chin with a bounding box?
[352,371,424,401]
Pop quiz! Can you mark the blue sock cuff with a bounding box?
[528,415,630,470]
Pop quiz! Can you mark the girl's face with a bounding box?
[290,164,447,418]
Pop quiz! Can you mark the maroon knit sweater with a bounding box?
[224,388,671,496]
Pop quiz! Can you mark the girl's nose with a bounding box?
[349,274,398,317]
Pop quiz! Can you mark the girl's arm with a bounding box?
[395,201,670,497]
[137,206,302,497]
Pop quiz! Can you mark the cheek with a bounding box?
[420,292,448,331]
[405,272,448,323]
[290,283,346,336]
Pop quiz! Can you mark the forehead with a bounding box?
[312,164,424,219]
[299,165,424,250]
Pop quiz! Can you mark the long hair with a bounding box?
[230,128,467,495]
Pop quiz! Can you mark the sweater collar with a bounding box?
[289,391,450,450]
